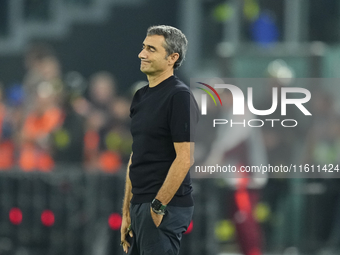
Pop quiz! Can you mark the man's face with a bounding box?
[138,35,171,75]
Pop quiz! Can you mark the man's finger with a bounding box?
[129,230,133,237]
[124,242,130,253]
[120,240,129,246]
[121,240,130,253]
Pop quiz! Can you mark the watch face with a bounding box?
[152,199,162,210]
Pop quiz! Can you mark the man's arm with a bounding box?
[156,142,194,204]
[150,142,194,227]
[120,153,133,253]
[122,153,133,218]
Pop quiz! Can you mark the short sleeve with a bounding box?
[169,91,199,142]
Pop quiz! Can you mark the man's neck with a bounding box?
[147,70,174,88]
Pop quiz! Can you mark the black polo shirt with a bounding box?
[129,75,199,206]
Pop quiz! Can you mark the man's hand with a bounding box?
[121,153,133,253]
[120,216,133,253]
[150,207,163,227]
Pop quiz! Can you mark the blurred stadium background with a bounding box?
[0,0,340,254]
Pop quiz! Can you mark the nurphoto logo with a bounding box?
[195,81,312,128]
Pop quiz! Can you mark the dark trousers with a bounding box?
[126,203,194,255]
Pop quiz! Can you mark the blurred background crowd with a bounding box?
[0,41,133,173]
[1,0,340,255]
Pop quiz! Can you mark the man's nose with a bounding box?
[138,49,147,59]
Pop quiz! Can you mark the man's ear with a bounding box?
[168,53,179,66]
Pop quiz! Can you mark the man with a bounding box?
[120,25,199,255]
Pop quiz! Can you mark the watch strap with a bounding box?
[151,199,167,215]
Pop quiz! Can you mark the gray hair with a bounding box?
[147,25,188,70]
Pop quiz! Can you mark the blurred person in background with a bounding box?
[88,71,117,113]
[84,71,124,173]
[204,88,267,255]
[259,60,297,168]
[18,81,64,171]
[120,25,199,254]
[23,42,64,113]
[20,42,64,171]
[257,60,302,250]
[104,96,132,163]
[19,43,85,170]
[52,71,87,166]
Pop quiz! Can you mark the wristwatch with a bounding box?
[151,199,167,215]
